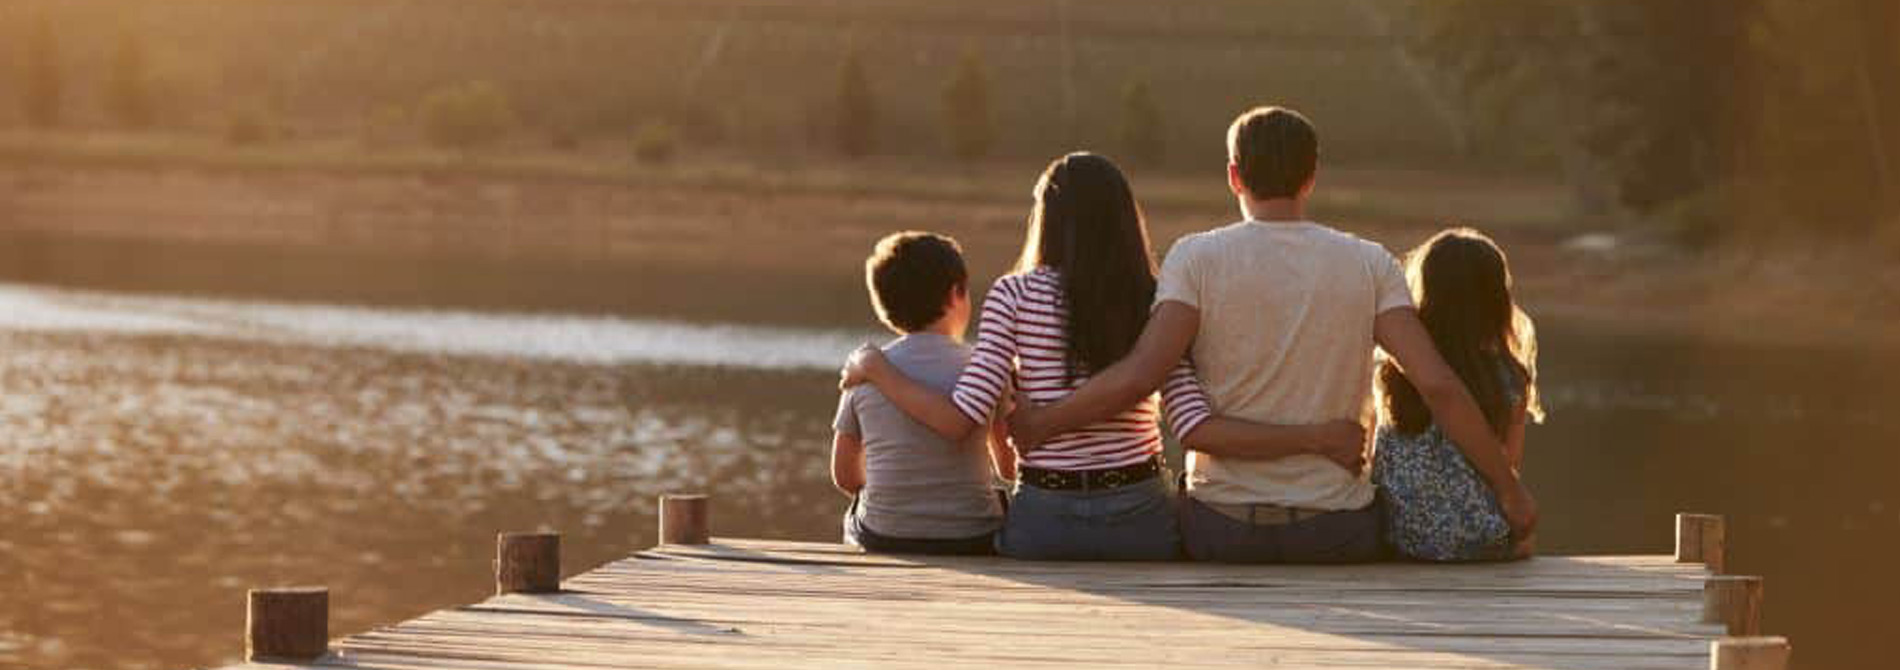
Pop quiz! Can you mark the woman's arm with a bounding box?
[831,431,865,497]
[1184,418,1368,473]
[844,347,978,440]
[986,413,1018,482]
[840,278,1023,442]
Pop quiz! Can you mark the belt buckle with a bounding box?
[1039,471,1067,489]
[1099,469,1127,489]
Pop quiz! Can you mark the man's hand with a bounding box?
[1005,391,1050,453]
[1307,420,1367,475]
[839,344,890,390]
[1497,478,1539,541]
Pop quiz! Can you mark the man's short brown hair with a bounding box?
[1227,106,1319,200]
[865,232,967,333]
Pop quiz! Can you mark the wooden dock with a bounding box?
[224,501,1792,670]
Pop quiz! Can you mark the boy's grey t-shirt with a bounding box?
[834,332,1003,540]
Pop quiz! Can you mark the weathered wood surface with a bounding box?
[226,538,1729,670]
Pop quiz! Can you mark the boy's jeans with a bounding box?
[843,496,998,556]
[996,474,1181,561]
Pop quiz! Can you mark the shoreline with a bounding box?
[2,151,1894,353]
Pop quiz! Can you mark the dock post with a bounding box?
[495,531,562,595]
[1711,636,1791,670]
[246,587,328,661]
[660,493,710,545]
[1676,513,1727,574]
[1702,575,1764,636]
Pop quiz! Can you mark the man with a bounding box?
[1009,107,1535,563]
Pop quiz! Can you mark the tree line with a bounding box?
[1416,0,1900,246]
[833,47,1165,166]
[18,14,1172,169]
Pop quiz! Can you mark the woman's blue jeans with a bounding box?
[996,474,1182,561]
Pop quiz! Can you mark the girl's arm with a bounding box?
[1506,402,1528,472]
[831,432,866,496]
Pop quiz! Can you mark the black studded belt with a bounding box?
[1019,458,1161,491]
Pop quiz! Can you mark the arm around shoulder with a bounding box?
[1010,301,1200,445]
[1374,307,1537,534]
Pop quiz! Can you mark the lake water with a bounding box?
[0,283,1892,670]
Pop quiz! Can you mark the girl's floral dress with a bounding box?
[1373,361,1524,562]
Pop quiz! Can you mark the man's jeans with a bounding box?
[997,475,1181,561]
[1179,495,1383,564]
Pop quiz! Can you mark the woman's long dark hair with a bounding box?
[1379,228,1544,437]
[1016,152,1158,380]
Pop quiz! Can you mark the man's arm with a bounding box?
[1008,301,1200,446]
[1374,307,1537,535]
[830,432,866,496]
[1505,402,1528,472]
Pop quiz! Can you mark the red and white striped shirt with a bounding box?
[952,267,1214,471]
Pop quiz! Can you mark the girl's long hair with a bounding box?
[1379,228,1544,436]
[1016,152,1158,380]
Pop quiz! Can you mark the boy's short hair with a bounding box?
[865,232,967,333]
[1227,106,1319,200]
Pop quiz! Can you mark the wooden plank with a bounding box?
[217,539,1724,670]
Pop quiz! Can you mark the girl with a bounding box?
[842,152,1358,561]
[1374,228,1545,561]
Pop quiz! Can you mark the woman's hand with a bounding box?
[1306,420,1368,474]
[839,344,893,390]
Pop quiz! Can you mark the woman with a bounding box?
[1374,228,1544,561]
[842,152,1357,560]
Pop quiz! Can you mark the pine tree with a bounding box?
[835,49,876,157]
[23,15,61,128]
[941,50,994,162]
[1119,78,1164,166]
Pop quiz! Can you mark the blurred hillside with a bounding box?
[0,0,1507,168]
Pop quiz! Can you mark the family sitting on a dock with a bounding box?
[833,106,1544,563]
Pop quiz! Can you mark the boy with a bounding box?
[832,232,1012,555]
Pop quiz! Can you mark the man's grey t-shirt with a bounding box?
[834,333,1003,539]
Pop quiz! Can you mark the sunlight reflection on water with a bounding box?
[0,284,874,371]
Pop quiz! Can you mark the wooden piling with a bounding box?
[245,587,328,661]
[659,493,710,545]
[1702,575,1764,636]
[1675,513,1727,574]
[495,531,562,595]
[1710,636,1791,670]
